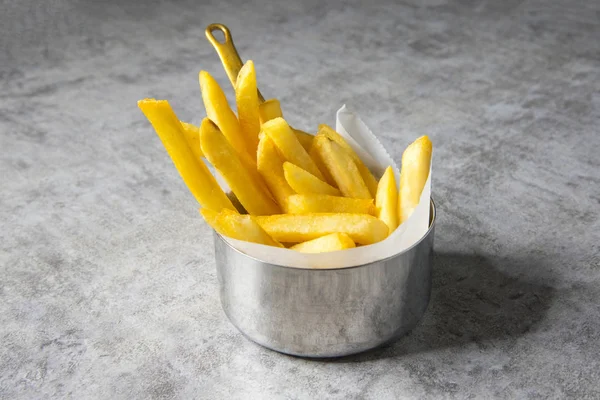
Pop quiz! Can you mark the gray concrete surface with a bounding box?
[1,0,599,398]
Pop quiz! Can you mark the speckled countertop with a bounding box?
[1,0,599,398]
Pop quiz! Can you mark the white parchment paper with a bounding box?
[220,105,432,269]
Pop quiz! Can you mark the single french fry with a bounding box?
[180,121,203,159]
[235,61,261,158]
[255,213,389,245]
[318,124,378,197]
[312,134,371,199]
[201,208,282,247]
[258,98,283,124]
[291,233,356,253]
[261,117,325,181]
[199,71,252,161]
[283,162,340,196]
[257,135,295,210]
[200,118,280,215]
[286,194,375,215]
[399,135,432,223]
[376,166,399,231]
[292,128,314,152]
[138,99,235,212]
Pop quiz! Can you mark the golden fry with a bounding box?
[199,71,252,161]
[376,166,399,231]
[255,213,389,245]
[235,60,261,158]
[318,124,378,196]
[180,121,203,159]
[286,194,375,215]
[291,233,356,253]
[257,135,295,210]
[200,118,280,215]
[138,99,234,212]
[201,208,282,247]
[312,134,371,199]
[283,162,340,196]
[258,98,283,124]
[261,117,325,181]
[399,135,432,223]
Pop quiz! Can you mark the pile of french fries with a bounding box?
[138,60,432,254]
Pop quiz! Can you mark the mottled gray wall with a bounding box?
[1,0,599,398]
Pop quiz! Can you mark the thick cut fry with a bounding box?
[258,98,283,124]
[291,233,356,253]
[138,99,234,212]
[399,135,432,223]
[318,124,378,196]
[199,71,252,161]
[235,61,261,158]
[283,162,340,196]
[201,208,282,247]
[200,118,280,215]
[255,213,389,245]
[312,135,371,199]
[261,117,325,181]
[286,194,375,215]
[180,121,203,159]
[376,166,399,231]
[257,136,295,210]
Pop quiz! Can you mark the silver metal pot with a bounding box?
[213,200,436,357]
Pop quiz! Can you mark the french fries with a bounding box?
[201,208,282,247]
[257,135,295,209]
[139,54,433,256]
[138,99,235,212]
[399,135,432,223]
[200,71,253,162]
[312,134,371,199]
[283,162,340,196]
[286,194,375,215]
[255,213,389,245]
[179,121,204,160]
[200,118,280,215]
[258,99,314,151]
[309,143,337,187]
[375,166,399,231]
[318,124,378,197]
[291,233,355,253]
[261,117,325,181]
[235,61,261,158]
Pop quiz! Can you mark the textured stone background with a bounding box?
[1,0,599,398]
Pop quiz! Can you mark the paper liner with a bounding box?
[220,105,432,269]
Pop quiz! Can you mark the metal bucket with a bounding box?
[213,199,436,357]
